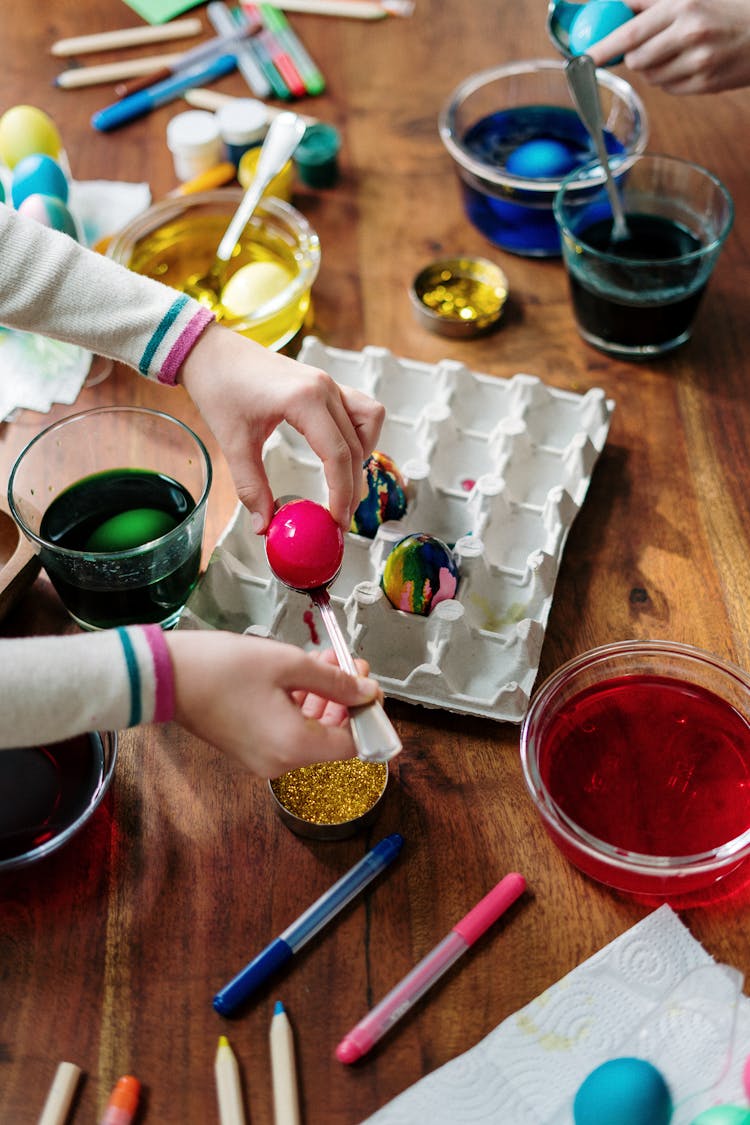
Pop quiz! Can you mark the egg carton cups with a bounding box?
[180,338,614,723]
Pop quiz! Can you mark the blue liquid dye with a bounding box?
[461,105,625,257]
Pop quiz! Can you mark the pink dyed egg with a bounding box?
[266,498,344,590]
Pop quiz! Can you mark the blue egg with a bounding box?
[573,1057,672,1125]
[11,153,69,209]
[569,0,634,62]
[506,138,579,179]
[17,193,78,239]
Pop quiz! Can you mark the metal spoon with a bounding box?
[186,110,307,306]
[545,0,582,55]
[266,499,402,764]
[564,53,630,242]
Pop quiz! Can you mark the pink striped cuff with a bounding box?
[141,624,176,722]
[158,306,215,386]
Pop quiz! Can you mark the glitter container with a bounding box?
[409,256,508,337]
[269,759,389,840]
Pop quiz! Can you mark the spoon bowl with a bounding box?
[266,498,402,764]
[546,0,583,56]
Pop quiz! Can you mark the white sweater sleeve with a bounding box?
[0,202,215,385]
[0,625,175,748]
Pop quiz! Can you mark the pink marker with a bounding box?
[335,872,526,1064]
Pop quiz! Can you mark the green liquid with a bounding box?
[40,468,199,629]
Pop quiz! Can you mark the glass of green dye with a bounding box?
[8,405,212,630]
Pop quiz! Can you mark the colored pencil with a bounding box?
[270,1001,301,1125]
[99,1075,140,1125]
[55,52,183,89]
[215,1036,246,1125]
[51,18,203,57]
[37,1061,82,1125]
[260,0,413,18]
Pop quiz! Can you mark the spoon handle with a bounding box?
[313,592,402,764]
[216,110,307,262]
[565,54,630,241]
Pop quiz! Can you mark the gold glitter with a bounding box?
[271,759,388,825]
[420,275,505,323]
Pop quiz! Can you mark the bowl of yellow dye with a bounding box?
[107,189,321,351]
[269,758,389,840]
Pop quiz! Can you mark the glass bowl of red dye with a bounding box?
[0,730,117,871]
[520,640,750,899]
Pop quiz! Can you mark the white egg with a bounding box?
[221,261,291,319]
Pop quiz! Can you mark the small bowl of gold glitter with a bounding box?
[409,256,508,338]
[269,758,389,840]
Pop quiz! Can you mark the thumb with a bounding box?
[233,461,276,534]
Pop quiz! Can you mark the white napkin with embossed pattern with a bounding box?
[361,906,750,1125]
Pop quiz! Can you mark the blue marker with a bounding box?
[213,833,404,1016]
[91,53,238,132]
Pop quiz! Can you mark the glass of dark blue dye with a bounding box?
[553,153,734,358]
[8,406,212,630]
[438,59,648,257]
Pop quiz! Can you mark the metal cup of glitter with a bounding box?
[268,758,390,840]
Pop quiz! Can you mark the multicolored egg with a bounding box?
[569,0,633,62]
[11,153,69,209]
[17,193,78,239]
[351,451,408,538]
[573,1057,672,1125]
[688,1109,750,1125]
[381,533,459,615]
[0,105,63,169]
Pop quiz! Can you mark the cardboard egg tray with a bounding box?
[180,338,614,723]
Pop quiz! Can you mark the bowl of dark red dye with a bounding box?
[438,58,648,257]
[520,640,750,899]
[0,730,117,871]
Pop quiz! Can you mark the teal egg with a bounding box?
[689,1109,750,1125]
[506,138,579,179]
[11,153,69,209]
[0,179,4,204]
[573,1057,672,1125]
[85,508,178,553]
[569,0,633,62]
[17,193,77,239]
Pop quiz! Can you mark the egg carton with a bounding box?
[180,338,614,723]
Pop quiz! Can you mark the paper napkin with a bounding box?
[361,906,750,1125]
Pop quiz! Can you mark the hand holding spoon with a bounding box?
[266,498,402,764]
[187,110,307,306]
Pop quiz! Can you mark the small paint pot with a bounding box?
[237,145,295,202]
[166,110,223,183]
[409,256,509,337]
[294,122,341,188]
[216,98,268,166]
[269,758,389,840]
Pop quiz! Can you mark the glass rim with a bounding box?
[106,189,322,330]
[553,151,735,266]
[520,638,750,876]
[438,57,649,195]
[7,404,213,561]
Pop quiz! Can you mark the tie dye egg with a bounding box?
[381,533,459,615]
[351,451,408,538]
[17,193,78,239]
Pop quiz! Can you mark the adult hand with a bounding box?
[588,0,750,94]
[167,630,382,777]
[179,324,384,533]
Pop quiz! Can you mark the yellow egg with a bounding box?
[221,261,292,319]
[0,105,62,169]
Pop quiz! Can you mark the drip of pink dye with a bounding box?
[461,478,475,492]
[303,608,320,645]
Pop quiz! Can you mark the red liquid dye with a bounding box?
[303,608,320,645]
[0,733,105,862]
[540,674,750,858]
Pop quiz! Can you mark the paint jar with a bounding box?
[216,98,268,166]
[294,122,341,188]
[166,110,224,183]
[269,758,389,840]
[237,146,295,202]
[409,256,509,337]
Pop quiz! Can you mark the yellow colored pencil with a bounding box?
[215,1036,246,1125]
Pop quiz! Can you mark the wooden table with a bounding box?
[3,1,750,1122]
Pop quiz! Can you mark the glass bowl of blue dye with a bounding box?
[438,58,648,257]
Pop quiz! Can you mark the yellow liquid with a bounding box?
[128,215,310,350]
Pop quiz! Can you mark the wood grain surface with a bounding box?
[2,1,750,1122]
